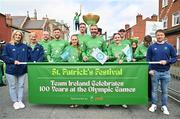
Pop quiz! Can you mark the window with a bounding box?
[172,12,180,27]
[162,16,168,29]
[162,0,168,7]
[177,37,180,55]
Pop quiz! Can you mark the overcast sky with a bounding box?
[0,0,159,36]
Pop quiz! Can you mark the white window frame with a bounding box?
[162,16,168,29]
[172,12,180,27]
[162,0,168,8]
[177,36,180,55]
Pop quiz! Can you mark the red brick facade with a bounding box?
[159,0,180,53]
[0,14,12,42]
[126,15,158,43]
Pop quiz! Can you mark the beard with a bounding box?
[55,35,60,39]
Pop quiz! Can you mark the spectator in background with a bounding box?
[2,30,30,110]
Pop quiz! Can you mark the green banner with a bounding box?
[28,62,148,105]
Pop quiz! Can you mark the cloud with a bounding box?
[0,0,158,38]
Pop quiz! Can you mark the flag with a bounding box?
[91,48,108,64]
[122,45,132,62]
[60,47,71,61]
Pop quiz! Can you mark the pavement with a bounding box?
[0,82,180,119]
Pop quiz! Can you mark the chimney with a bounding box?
[151,14,158,21]
[34,9,37,19]
[136,14,142,24]
[5,14,12,26]
[125,24,130,30]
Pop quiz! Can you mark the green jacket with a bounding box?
[107,43,127,62]
[38,39,49,61]
[65,45,81,62]
[77,34,90,49]
[82,36,107,62]
[134,44,147,62]
[47,39,69,62]
[121,39,131,46]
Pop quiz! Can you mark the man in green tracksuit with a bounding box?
[38,31,50,62]
[47,28,68,62]
[118,29,131,46]
[134,35,152,62]
[82,25,107,62]
[118,29,132,62]
[77,23,90,49]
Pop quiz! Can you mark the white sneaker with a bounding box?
[18,101,25,109]
[148,104,157,112]
[161,106,170,115]
[122,104,128,108]
[13,102,20,110]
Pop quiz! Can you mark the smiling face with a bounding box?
[90,25,98,38]
[14,31,22,43]
[30,33,37,44]
[156,31,165,43]
[79,24,86,34]
[71,35,79,46]
[113,34,121,45]
[43,31,50,41]
[54,29,61,39]
[118,30,126,39]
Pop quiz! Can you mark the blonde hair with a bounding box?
[10,30,24,45]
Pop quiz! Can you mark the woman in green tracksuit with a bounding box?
[134,35,152,62]
[66,35,81,108]
[65,35,81,62]
[107,33,128,64]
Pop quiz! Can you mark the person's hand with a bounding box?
[83,56,88,62]
[118,60,123,64]
[115,53,119,59]
[106,56,109,60]
[14,60,20,65]
[160,60,167,65]
[132,58,136,62]
[149,70,155,76]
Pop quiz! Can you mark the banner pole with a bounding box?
[149,62,160,64]
[19,62,27,65]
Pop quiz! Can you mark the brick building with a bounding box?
[159,0,180,55]
[125,14,158,43]
[0,13,12,42]
[11,10,69,41]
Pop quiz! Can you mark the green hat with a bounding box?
[131,38,139,44]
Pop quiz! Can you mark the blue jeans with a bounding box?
[6,73,27,102]
[151,70,171,106]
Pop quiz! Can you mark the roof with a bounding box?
[23,20,46,30]
[12,16,27,28]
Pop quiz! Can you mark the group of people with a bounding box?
[0,22,177,116]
